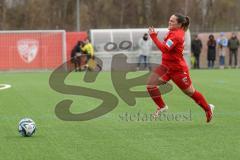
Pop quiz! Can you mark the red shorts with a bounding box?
[154,65,192,90]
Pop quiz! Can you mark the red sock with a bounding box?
[147,86,165,109]
[191,90,210,112]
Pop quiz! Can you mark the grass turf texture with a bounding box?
[0,69,240,160]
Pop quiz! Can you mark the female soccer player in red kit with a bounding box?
[147,13,214,123]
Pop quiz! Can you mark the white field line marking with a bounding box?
[0,84,11,90]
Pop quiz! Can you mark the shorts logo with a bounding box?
[182,77,189,84]
[166,39,174,48]
[17,39,39,63]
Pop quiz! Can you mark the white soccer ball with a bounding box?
[18,118,36,137]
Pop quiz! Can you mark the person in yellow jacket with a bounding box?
[81,38,94,58]
[81,38,95,69]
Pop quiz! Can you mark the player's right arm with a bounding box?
[149,27,177,53]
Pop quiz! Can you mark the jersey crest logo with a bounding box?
[166,39,174,48]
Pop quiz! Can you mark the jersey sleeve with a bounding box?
[150,32,178,53]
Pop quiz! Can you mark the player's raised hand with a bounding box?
[148,26,156,35]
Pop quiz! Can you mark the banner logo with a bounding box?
[17,39,39,63]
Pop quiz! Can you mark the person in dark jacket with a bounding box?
[207,34,216,69]
[191,35,202,69]
[71,41,84,71]
[228,33,239,68]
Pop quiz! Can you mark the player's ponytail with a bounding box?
[174,13,190,31]
[183,16,190,31]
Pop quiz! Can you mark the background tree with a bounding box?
[0,0,239,33]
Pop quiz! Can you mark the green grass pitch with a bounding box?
[0,69,240,160]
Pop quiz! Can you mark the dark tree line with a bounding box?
[0,0,239,33]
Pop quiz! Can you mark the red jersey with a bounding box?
[150,28,188,72]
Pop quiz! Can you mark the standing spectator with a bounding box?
[217,32,228,47]
[207,34,216,69]
[217,32,228,69]
[137,33,152,70]
[218,44,225,69]
[228,32,239,68]
[191,34,202,69]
